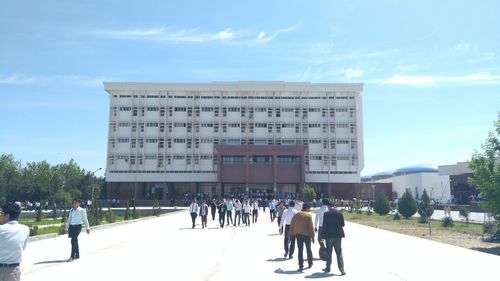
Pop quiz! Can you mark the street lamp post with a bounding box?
[371,184,375,210]
[91,168,102,202]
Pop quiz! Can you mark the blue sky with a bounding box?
[1,0,498,177]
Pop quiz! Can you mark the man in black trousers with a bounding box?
[320,200,345,275]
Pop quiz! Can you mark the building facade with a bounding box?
[104,82,364,200]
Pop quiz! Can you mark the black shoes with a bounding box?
[322,267,330,273]
[307,263,313,269]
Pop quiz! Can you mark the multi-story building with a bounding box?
[104,82,364,200]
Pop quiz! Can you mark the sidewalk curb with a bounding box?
[28,209,184,242]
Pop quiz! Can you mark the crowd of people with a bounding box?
[186,197,346,275]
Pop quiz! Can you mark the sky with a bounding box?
[0,0,499,177]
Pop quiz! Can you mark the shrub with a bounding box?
[442,216,454,227]
[58,224,66,235]
[124,201,131,220]
[106,207,116,223]
[366,209,373,216]
[393,212,401,220]
[302,185,316,203]
[389,201,397,212]
[417,189,434,223]
[398,189,417,219]
[374,193,390,215]
[459,206,470,224]
[152,199,161,216]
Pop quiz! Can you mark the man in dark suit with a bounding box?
[320,200,345,275]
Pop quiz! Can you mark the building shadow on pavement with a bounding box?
[471,246,500,256]
[304,272,337,278]
[34,260,68,265]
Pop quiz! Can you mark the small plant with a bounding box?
[30,226,39,236]
[417,189,434,223]
[152,199,161,216]
[36,202,44,222]
[107,207,116,223]
[459,206,470,224]
[124,201,131,220]
[132,202,140,219]
[61,206,67,223]
[442,216,454,227]
[393,212,401,220]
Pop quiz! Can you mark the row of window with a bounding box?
[113,106,356,119]
[111,122,356,134]
[114,94,356,100]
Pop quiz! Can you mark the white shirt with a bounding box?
[235,202,242,211]
[189,203,198,213]
[279,207,298,228]
[200,204,208,216]
[66,207,90,230]
[0,221,29,264]
[243,204,252,213]
[314,205,329,228]
[252,202,259,210]
[294,202,303,212]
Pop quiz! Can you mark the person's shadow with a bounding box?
[34,260,68,265]
[304,272,337,278]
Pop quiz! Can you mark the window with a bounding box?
[202,107,213,112]
[118,138,129,143]
[277,156,300,165]
[228,107,240,112]
[174,138,185,143]
[147,107,158,111]
[222,156,246,165]
[120,107,131,111]
[174,107,186,112]
[251,155,272,165]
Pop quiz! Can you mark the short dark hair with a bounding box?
[73,199,81,203]
[2,202,22,221]
[302,203,310,210]
[288,201,295,207]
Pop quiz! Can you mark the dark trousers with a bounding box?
[296,234,313,268]
[252,210,258,223]
[234,210,241,225]
[277,216,282,227]
[219,212,226,227]
[201,215,207,228]
[211,208,216,220]
[190,212,197,228]
[325,238,344,272]
[284,225,295,257]
[69,224,82,259]
[270,209,276,221]
[243,212,250,226]
[226,210,233,225]
[317,226,323,242]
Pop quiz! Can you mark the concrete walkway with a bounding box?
[21,209,499,281]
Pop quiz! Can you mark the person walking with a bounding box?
[289,203,315,271]
[279,200,298,259]
[217,200,227,228]
[251,200,259,223]
[268,200,276,222]
[276,201,286,227]
[234,199,242,226]
[226,199,234,226]
[189,199,199,229]
[320,200,346,275]
[199,201,209,228]
[314,199,330,242]
[65,199,90,261]
[242,200,251,226]
[0,202,29,281]
[209,200,217,220]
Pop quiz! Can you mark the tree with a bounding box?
[459,206,470,224]
[417,189,434,223]
[36,201,44,222]
[302,185,316,204]
[398,189,417,219]
[152,199,161,216]
[373,193,390,215]
[468,118,500,222]
[124,201,131,220]
[107,207,116,223]
[132,201,140,219]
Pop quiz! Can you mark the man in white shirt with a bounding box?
[315,199,330,242]
[279,201,298,259]
[189,199,198,229]
[199,201,209,228]
[242,200,252,226]
[252,200,259,223]
[0,202,29,281]
[234,200,242,226]
[65,199,90,261]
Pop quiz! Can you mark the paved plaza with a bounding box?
[21,209,499,281]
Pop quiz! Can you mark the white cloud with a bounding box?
[95,24,299,45]
[342,68,365,80]
[378,72,500,86]
[452,42,478,52]
[0,73,35,84]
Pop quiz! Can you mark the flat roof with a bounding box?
[103,81,364,93]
